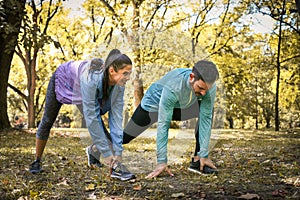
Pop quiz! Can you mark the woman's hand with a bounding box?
[103,155,114,168]
[111,155,122,167]
[145,163,174,179]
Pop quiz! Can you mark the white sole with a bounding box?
[188,167,203,175]
[85,147,91,167]
[111,174,136,181]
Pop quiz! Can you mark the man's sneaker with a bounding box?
[85,146,103,168]
[111,162,136,181]
[188,158,218,175]
[29,159,42,174]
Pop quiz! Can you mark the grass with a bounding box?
[0,128,299,199]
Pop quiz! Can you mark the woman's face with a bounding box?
[109,64,132,86]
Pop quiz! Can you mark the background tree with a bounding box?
[4,0,300,130]
[249,0,300,130]
[85,0,199,107]
[8,0,62,128]
[0,0,26,130]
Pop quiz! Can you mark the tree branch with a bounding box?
[144,3,163,31]
[99,0,120,20]
[8,83,27,101]
[280,54,300,63]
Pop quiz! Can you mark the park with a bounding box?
[0,0,299,199]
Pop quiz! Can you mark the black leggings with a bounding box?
[123,101,201,156]
[36,73,62,140]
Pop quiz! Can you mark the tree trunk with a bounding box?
[27,58,37,128]
[227,117,234,129]
[275,0,285,131]
[130,1,144,108]
[133,72,144,107]
[266,118,271,129]
[0,0,26,130]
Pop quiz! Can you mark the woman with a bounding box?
[30,49,135,181]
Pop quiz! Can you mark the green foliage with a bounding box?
[6,0,300,129]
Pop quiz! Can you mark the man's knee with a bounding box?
[122,133,136,144]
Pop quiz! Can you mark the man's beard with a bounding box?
[195,92,202,97]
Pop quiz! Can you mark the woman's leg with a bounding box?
[123,104,158,144]
[35,73,62,160]
[88,117,111,161]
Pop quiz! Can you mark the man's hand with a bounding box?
[145,163,174,179]
[199,157,217,171]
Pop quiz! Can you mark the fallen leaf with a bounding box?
[272,189,288,197]
[200,192,206,198]
[133,184,142,191]
[87,192,97,200]
[238,193,260,199]
[12,189,21,194]
[30,190,39,198]
[57,180,68,186]
[129,179,136,183]
[52,164,58,171]
[3,179,9,185]
[171,192,185,198]
[17,196,29,200]
[97,183,107,189]
[262,159,270,164]
[85,184,95,192]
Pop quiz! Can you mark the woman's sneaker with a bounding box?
[86,146,103,168]
[188,158,218,175]
[29,159,42,174]
[111,162,136,181]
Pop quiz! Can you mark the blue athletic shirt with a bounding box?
[141,68,216,164]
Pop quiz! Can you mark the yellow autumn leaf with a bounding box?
[30,190,39,198]
[85,183,95,192]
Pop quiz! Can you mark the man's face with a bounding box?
[189,73,213,97]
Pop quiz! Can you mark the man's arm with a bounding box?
[146,88,177,179]
[197,84,217,158]
[156,88,178,164]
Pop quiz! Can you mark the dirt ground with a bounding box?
[0,128,299,199]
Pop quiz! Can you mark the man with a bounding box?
[87,60,219,178]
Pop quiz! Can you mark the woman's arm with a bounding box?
[108,86,125,157]
[80,72,113,158]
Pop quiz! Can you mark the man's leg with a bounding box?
[171,101,200,121]
[170,101,200,156]
[194,120,200,156]
[123,104,158,144]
